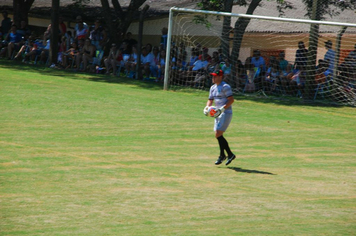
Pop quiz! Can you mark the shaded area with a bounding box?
[0,59,352,107]
[227,167,276,175]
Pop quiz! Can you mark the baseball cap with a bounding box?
[210,69,224,76]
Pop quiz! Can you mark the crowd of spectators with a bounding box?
[0,11,355,99]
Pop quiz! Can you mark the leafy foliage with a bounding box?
[302,0,356,20]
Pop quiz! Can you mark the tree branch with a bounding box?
[25,0,36,12]
[112,0,123,17]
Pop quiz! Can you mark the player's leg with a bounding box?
[214,113,235,165]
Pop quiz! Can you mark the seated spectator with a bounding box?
[278,63,294,93]
[178,42,187,63]
[0,25,23,59]
[146,43,153,55]
[140,46,155,80]
[221,58,232,81]
[289,66,306,96]
[150,46,161,78]
[89,19,107,51]
[76,38,96,72]
[198,47,212,62]
[347,44,356,67]
[22,38,45,63]
[188,47,199,67]
[157,48,166,81]
[188,56,219,87]
[315,60,329,86]
[235,60,247,90]
[122,32,137,54]
[57,35,67,67]
[65,31,74,51]
[17,20,31,38]
[338,56,355,85]
[278,51,288,72]
[104,43,123,75]
[251,49,266,89]
[13,34,36,61]
[38,37,51,64]
[125,46,138,78]
[62,41,79,69]
[265,60,280,92]
[211,51,220,64]
[185,53,209,85]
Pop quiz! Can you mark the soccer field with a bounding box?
[1,63,355,235]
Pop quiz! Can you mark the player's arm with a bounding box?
[204,99,214,116]
[222,95,234,109]
[206,99,213,107]
[213,96,234,118]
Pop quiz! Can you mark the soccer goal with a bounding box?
[164,7,356,106]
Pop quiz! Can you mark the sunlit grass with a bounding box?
[0,62,355,235]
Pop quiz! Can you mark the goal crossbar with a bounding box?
[170,7,356,28]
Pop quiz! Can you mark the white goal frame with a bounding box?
[164,7,356,92]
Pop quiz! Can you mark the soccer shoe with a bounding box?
[225,154,236,166]
[215,155,226,165]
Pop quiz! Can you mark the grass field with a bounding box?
[1,62,355,235]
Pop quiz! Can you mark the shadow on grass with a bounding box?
[227,167,276,175]
[0,59,163,90]
[1,59,353,107]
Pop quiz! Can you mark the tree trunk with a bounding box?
[135,5,150,80]
[230,0,261,87]
[50,0,60,65]
[13,0,35,27]
[100,0,146,55]
[221,0,234,60]
[305,0,321,99]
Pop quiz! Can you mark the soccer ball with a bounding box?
[208,106,218,117]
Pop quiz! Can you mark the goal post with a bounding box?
[164,7,356,106]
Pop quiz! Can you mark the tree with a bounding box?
[12,0,35,27]
[100,0,147,53]
[198,0,356,97]
[50,0,60,65]
[198,0,294,88]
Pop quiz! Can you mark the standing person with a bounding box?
[204,69,236,166]
[295,41,308,70]
[74,16,89,41]
[160,27,168,49]
[89,19,107,51]
[324,40,335,72]
[1,11,12,38]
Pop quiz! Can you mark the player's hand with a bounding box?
[213,107,225,118]
[203,106,209,116]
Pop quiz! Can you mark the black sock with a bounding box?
[217,135,233,157]
[217,136,225,157]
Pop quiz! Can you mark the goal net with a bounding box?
[164,7,356,106]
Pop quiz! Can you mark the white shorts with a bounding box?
[214,112,232,132]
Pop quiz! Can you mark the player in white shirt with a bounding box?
[204,69,236,165]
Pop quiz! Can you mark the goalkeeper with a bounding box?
[204,69,236,165]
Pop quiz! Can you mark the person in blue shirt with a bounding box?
[324,40,335,73]
[0,25,23,59]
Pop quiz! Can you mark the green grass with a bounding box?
[1,61,355,235]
